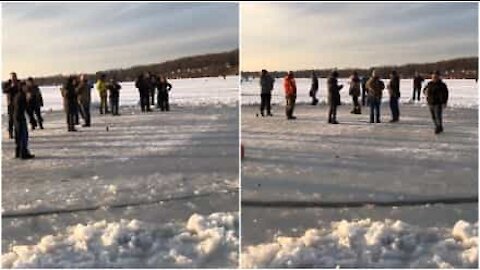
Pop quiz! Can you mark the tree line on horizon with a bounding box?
[24,49,239,86]
[242,57,478,80]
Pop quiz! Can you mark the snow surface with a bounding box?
[3,212,238,268]
[241,78,478,108]
[2,77,239,268]
[241,219,477,268]
[2,76,239,114]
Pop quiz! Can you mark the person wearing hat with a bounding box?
[283,71,297,120]
[388,70,401,122]
[259,69,274,116]
[327,70,343,124]
[366,69,385,123]
[423,70,449,134]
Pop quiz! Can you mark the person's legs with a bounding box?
[375,100,381,123]
[158,93,165,111]
[369,99,375,123]
[429,105,437,127]
[26,106,37,130]
[436,105,443,131]
[291,96,296,118]
[266,94,272,115]
[332,104,338,123]
[362,89,366,106]
[416,88,421,101]
[34,106,43,129]
[165,93,170,111]
[8,104,14,139]
[260,94,266,115]
[285,97,292,118]
[150,89,155,106]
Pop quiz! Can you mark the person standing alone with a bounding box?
[97,74,109,114]
[423,71,449,134]
[413,71,424,102]
[388,70,401,122]
[62,76,79,132]
[26,77,44,130]
[327,70,343,124]
[309,71,319,105]
[283,71,297,120]
[13,82,35,159]
[349,71,361,114]
[259,69,274,117]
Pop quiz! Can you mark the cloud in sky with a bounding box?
[2,2,238,78]
[241,2,478,71]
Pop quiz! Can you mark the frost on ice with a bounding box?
[2,212,238,268]
[241,219,478,268]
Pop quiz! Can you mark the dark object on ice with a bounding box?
[309,71,319,105]
[327,70,343,124]
[366,70,385,124]
[412,71,424,101]
[388,71,400,122]
[260,69,274,116]
[156,76,172,111]
[13,81,34,159]
[349,71,361,114]
[424,71,449,134]
[284,71,297,119]
[61,76,79,132]
[26,78,44,130]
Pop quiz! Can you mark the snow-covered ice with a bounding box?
[241,78,478,109]
[241,219,477,268]
[2,76,239,268]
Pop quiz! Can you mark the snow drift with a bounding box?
[241,219,477,268]
[2,212,238,268]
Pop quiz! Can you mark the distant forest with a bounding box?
[28,49,239,86]
[242,57,478,79]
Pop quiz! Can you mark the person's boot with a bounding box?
[332,119,339,124]
[260,112,265,117]
[15,147,20,158]
[39,122,44,129]
[21,152,35,160]
[267,112,273,117]
[434,126,441,134]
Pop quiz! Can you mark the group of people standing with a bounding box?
[135,72,172,112]
[258,69,449,134]
[2,72,42,159]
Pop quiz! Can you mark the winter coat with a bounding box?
[388,75,401,98]
[366,77,385,99]
[107,82,121,98]
[349,76,361,97]
[311,75,319,91]
[76,80,92,105]
[284,76,297,97]
[423,80,449,105]
[96,80,108,98]
[157,81,172,95]
[3,80,20,105]
[13,89,27,124]
[26,84,44,108]
[260,74,274,95]
[327,77,343,105]
[413,75,424,89]
[135,77,150,95]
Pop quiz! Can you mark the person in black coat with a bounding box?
[309,71,319,105]
[135,73,151,112]
[327,70,343,124]
[13,81,34,159]
[156,75,172,111]
[388,70,401,122]
[3,72,21,139]
[26,77,44,130]
[413,71,424,101]
[107,78,121,116]
[423,70,449,134]
[259,69,274,116]
[62,76,79,132]
[361,75,369,106]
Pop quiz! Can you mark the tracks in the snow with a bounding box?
[242,196,477,208]
[2,189,238,219]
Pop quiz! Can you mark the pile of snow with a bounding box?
[241,219,477,268]
[2,212,238,268]
[2,76,238,113]
[241,78,478,109]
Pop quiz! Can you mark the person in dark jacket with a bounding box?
[259,69,274,116]
[13,81,34,159]
[349,71,361,114]
[3,72,21,139]
[76,74,92,127]
[423,71,449,134]
[327,70,343,124]
[412,71,424,101]
[309,71,319,105]
[107,78,121,116]
[62,76,79,132]
[361,75,369,106]
[26,77,44,130]
[388,70,401,122]
[156,75,172,111]
[366,70,385,123]
[135,73,151,112]
[149,73,157,106]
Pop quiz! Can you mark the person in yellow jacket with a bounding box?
[96,74,109,114]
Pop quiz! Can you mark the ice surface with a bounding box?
[241,78,478,108]
[241,219,477,268]
[2,212,238,268]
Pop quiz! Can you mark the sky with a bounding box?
[241,2,478,71]
[2,3,239,78]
